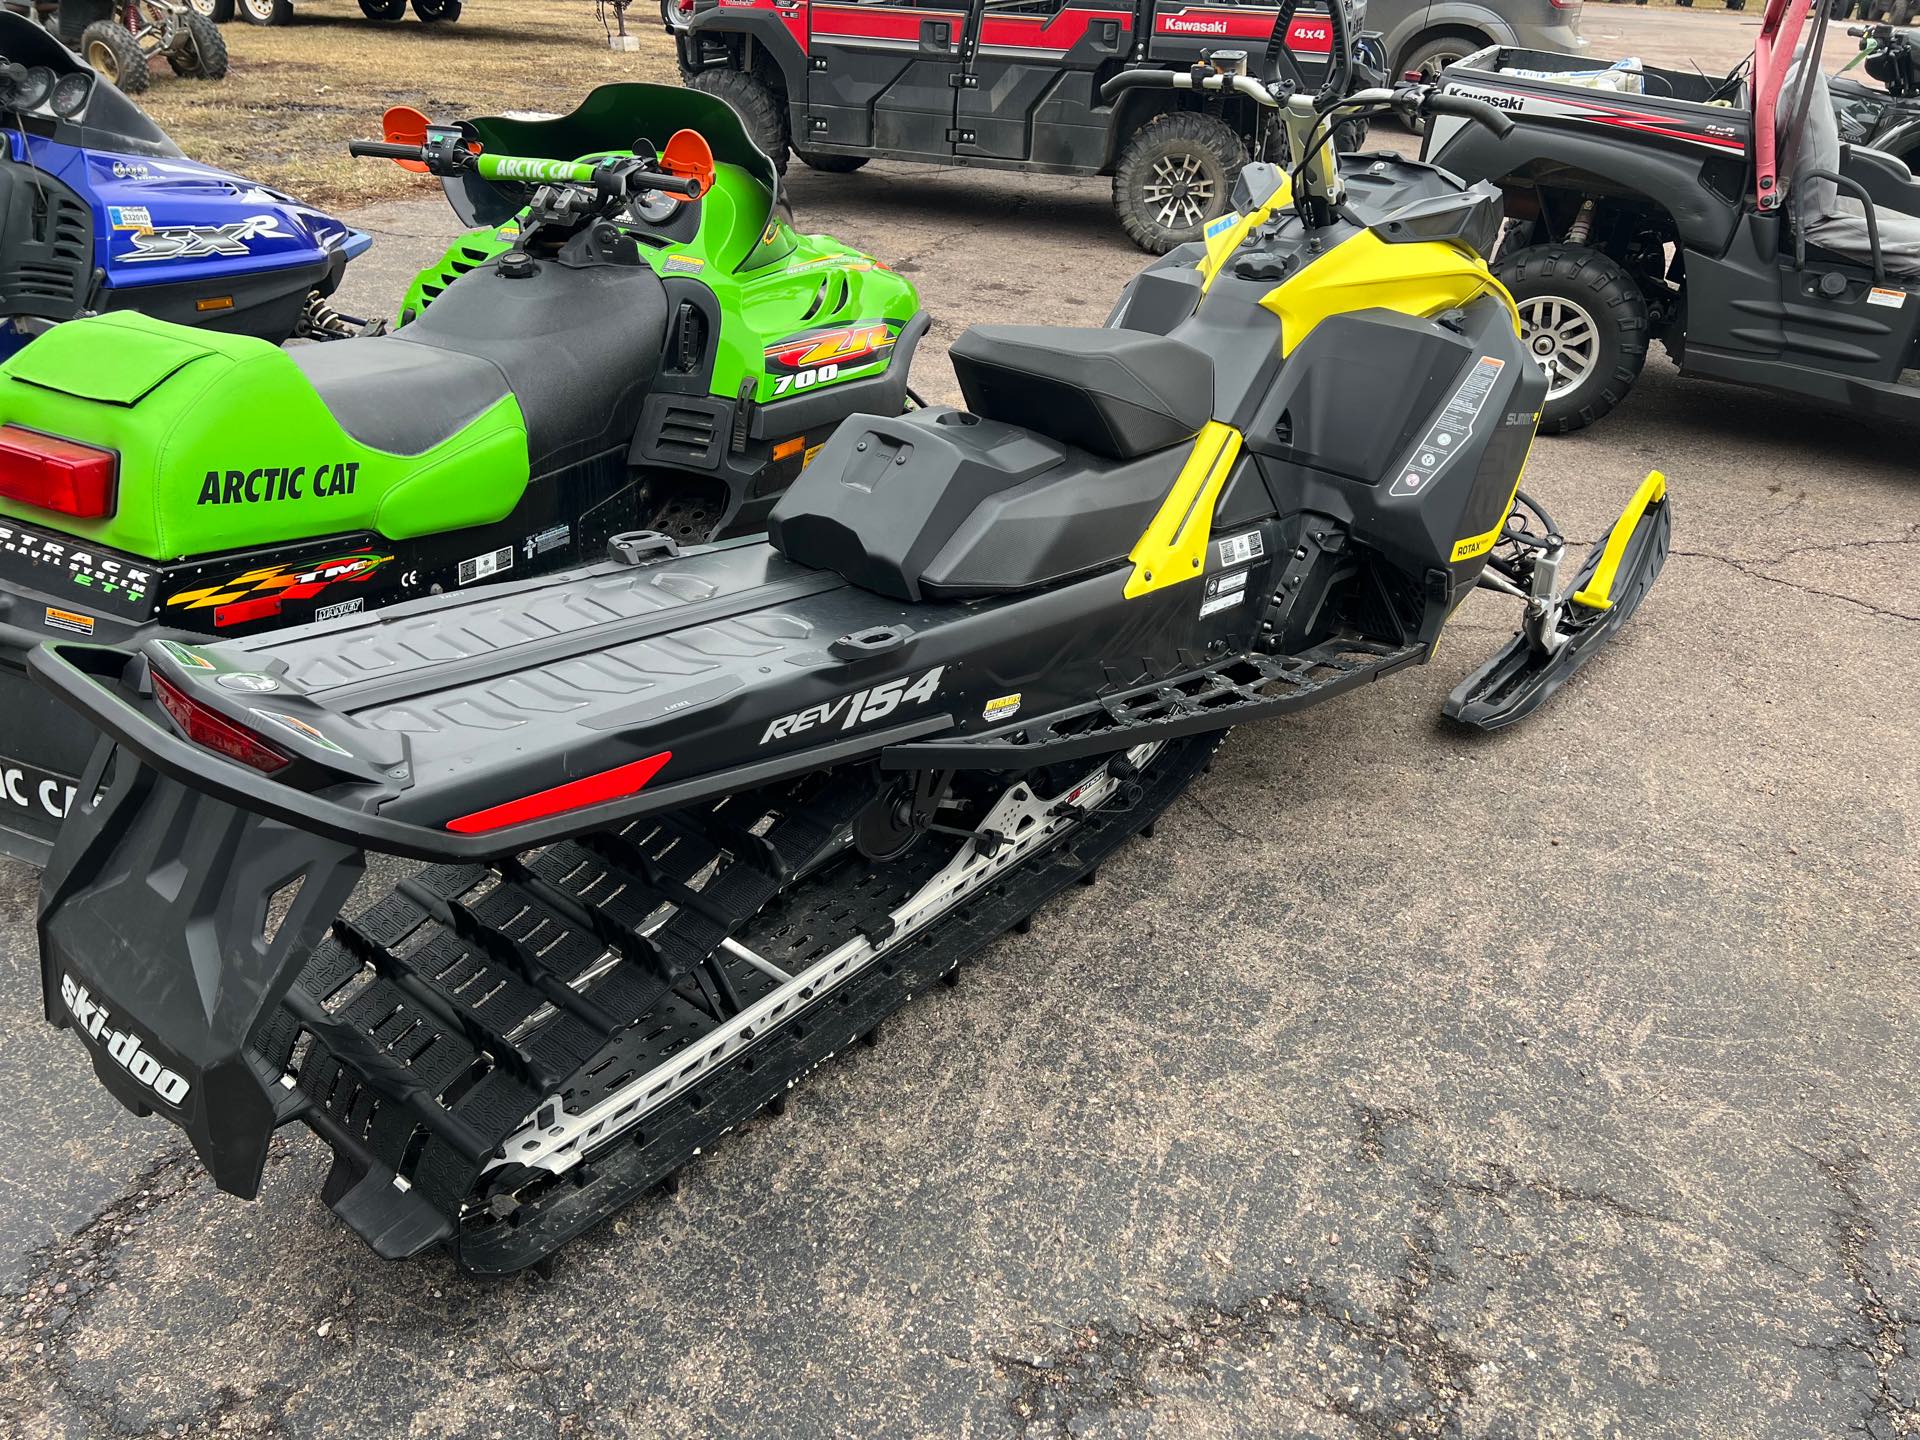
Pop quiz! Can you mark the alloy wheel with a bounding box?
[1517,295,1600,400]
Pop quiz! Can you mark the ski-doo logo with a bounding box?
[0,523,153,603]
[122,214,285,263]
[60,976,191,1109]
[761,666,945,744]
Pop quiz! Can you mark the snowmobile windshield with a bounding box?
[0,13,183,159]
[449,82,780,232]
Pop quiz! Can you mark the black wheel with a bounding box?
[186,0,237,20]
[360,0,407,17]
[57,0,113,46]
[1112,111,1246,255]
[1891,0,1912,22]
[1400,36,1479,132]
[167,11,228,77]
[411,0,461,20]
[1334,114,1370,152]
[1494,243,1650,434]
[686,66,789,170]
[80,20,150,93]
[795,150,868,174]
[238,0,293,23]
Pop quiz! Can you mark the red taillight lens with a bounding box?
[151,671,292,775]
[0,425,117,519]
[447,752,671,835]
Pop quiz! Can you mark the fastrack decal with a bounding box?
[195,462,360,506]
[60,975,191,1107]
[761,666,945,744]
[122,214,285,263]
[0,522,152,603]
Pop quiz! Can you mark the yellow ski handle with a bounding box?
[1572,470,1668,612]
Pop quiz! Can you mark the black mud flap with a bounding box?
[1446,476,1671,731]
[37,741,364,1198]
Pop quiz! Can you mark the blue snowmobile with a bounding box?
[0,10,368,360]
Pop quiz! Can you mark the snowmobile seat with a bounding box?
[949,325,1215,462]
[287,340,509,459]
[290,258,670,476]
[1785,63,1920,282]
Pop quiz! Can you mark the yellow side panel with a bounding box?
[1124,422,1244,600]
[1260,231,1520,356]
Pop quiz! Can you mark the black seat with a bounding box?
[290,259,668,473]
[287,339,509,458]
[949,325,1214,461]
[1784,61,1920,282]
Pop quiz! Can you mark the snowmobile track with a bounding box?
[249,736,1220,1273]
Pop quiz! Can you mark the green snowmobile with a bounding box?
[0,83,925,863]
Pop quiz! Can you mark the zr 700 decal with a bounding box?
[761,666,944,744]
[764,323,897,396]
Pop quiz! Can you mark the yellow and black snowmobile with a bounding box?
[30,26,1670,1272]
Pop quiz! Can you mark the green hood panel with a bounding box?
[10,316,217,405]
[0,314,530,561]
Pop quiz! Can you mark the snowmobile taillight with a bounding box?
[446,751,672,835]
[151,671,293,776]
[0,426,117,520]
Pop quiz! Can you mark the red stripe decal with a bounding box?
[447,752,673,835]
[978,8,1131,49]
[812,2,961,41]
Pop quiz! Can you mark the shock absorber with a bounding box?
[1565,198,1597,247]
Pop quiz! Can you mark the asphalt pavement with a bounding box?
[1,9,1917,1437]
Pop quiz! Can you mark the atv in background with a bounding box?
[9,0,224,89]
[0,82,923,864]
[671,0,1383,251]
[182,0,461,25]
[1831,21,1920,162]
[1424,0,1920,432]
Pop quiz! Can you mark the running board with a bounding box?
[882,640,1424,771]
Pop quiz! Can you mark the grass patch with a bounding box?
[137,1,679,211]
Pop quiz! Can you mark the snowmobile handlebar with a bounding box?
[347,140,703,199]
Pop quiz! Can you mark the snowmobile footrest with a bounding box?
[1446,474,1670,731]
[885,638,1423,770]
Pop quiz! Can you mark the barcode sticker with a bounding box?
[1216,531,1264,567]
[458,546,514,586]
